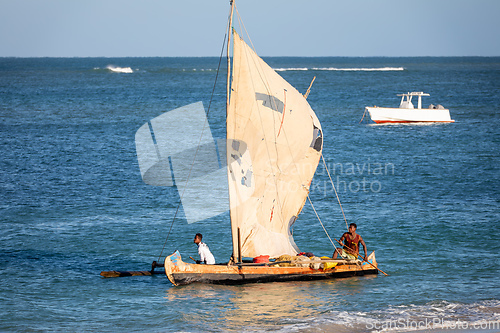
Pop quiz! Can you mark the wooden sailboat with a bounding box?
[162,0,381,286]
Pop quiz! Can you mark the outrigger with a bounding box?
[102,0,384,285]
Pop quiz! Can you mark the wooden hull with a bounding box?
[164,251,378,286]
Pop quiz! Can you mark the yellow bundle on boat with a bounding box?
[321,262,338,270]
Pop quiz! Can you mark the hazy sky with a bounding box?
[1,0,499,57]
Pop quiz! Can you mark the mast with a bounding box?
[226,0,235,113]
[226,0,237,263]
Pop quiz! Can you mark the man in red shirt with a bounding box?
[333,223,368,261]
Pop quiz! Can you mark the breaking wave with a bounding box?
[274,67,404,72]
[106,65,134,73]
[271,300,500,333]
[184,68,215,72]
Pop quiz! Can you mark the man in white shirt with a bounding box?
[193,233,215,264]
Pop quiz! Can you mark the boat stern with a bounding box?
[361,251,377,271]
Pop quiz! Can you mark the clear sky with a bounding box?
[1,0,499,57]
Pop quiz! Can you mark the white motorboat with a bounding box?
[365,92,454,123]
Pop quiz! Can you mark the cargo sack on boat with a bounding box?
[309,256,321,269]
[293,255,310,267]
[253,255,270,263]
[277,254,293,266]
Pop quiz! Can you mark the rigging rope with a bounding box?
[306,195,339,253]
[359,107,368,123]
[321,153,349,231]
[157,14,231,262]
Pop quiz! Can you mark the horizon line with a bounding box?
[1,55,499,59]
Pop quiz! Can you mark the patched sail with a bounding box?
[227,32,323,259]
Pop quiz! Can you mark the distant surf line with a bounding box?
[274,67,405,72]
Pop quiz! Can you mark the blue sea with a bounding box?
[1,57,499,332]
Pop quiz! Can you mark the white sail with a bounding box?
[227,32,323,258]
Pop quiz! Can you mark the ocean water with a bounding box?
[0,57,499,332]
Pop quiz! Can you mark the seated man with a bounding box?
[193,233,215,264]
[333,223,367,261]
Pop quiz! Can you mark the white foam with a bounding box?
[277,300,500,333]
[273,67,404,72]
[274,67,309,71]
[313,67,404,71]
[106,65,133,73]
